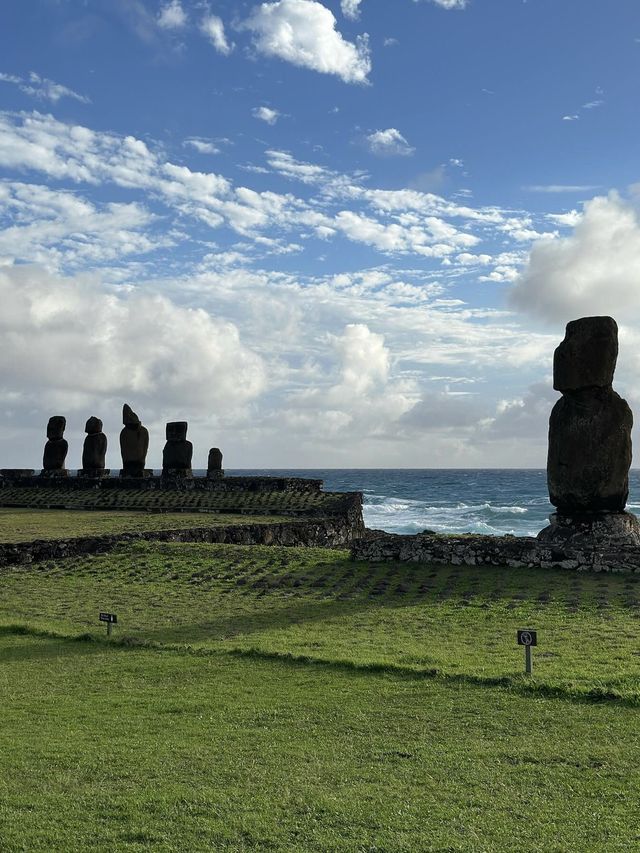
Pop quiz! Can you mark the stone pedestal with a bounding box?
[79,468,111,478]
[207,470,224,479]
[39,469,69,478]
[162,468,193,479]
[119,468,153,478]
[1,469,35,477]
[537,511,640,548]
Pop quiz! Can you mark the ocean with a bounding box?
[226,469,640,538]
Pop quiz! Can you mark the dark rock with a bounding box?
[119,404,149,477]
[553,316,618,392]
[42,416,68,472]
[81,416,107,472]
[538,511,640,548]
[208,447,223,477]
[162,421,193,475]
[547,387,632,512]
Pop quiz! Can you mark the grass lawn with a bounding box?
[0,508,290,543]
[1,540,640,850]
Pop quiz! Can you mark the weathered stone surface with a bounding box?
[119,404,149,477]
[553,316,618,392]
[207,447,223,477]
[547,388,632,512]
[82,416,107,472]
[538,511,640,548]
[162,421,193,475]
[42,416,68,472]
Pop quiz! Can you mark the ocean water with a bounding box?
[227,469,640,538]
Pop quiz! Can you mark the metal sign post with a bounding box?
[99,612,118,637]
[517,629,537,675]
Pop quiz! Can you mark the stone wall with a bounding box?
[0,517,358,568]
[0,472,323,494]
[351,530,640,573]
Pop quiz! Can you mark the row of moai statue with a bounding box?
[42,404,224,478]
[539,315,640,545]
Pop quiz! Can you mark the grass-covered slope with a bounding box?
[0,508,290,543]
[2,542,640,850]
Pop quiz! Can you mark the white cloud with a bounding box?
[253,106,281,125]
[366,128,415,157]
[341,0,363,19]
[426,0,468,7]
[511,192,640,322]
[0,264,266,416]
[183,137,221,155]
[245,0,371,84]
[562,115,579,122]
[200,14,233,55]
[0,72,90,105]
[157,0,187,29]
[523,185,600,193]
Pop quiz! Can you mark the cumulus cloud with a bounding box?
[245,0,371,84]
[366,128,415,157]
[157,0,187,29]
[183,137,220,155]
[511,192,640,322]
[0,265,266,415]
[253,106,281,125]
[0,72,90,104]
[200,14,233,54]
[341,0,363,18]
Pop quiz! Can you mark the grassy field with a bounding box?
[0,508,290,542]
[2,538,640,850]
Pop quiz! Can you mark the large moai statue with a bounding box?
[162,421,193,477]
[207,447,223,478]
[538,316,640,545]
[42,416,68,475]
[120,404,149,477]
[80,416,108,477]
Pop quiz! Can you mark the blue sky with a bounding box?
[1,0,640,469]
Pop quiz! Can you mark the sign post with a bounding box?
[99,612,117,637]
[517,629,537,675]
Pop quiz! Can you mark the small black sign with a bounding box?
[517,629,537,646]
[99,612,118,624]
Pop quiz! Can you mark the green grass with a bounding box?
[2,542,640,850]
[0,508,291,543]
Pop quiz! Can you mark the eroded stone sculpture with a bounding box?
[81,416,108,476]
[207,447,223,478]
[539,316,640,545]
[120,404,149,477]
[42,416,68,474]
[162,421,193,476]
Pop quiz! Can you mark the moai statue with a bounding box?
[42,416,68,475]
[539,316,640,545]
[80,416,108,477]
[207,447,224,478]
[120,404,149,477]
[162,422,193,476]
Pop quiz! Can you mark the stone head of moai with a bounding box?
[162,421,193,474]
[120,403,149,477]
[43,415,68,471]
[82,416,107,473]
[46,416,66,441]
[547,316,632,515]
[553,316,618,392]
[166,421,188,442]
